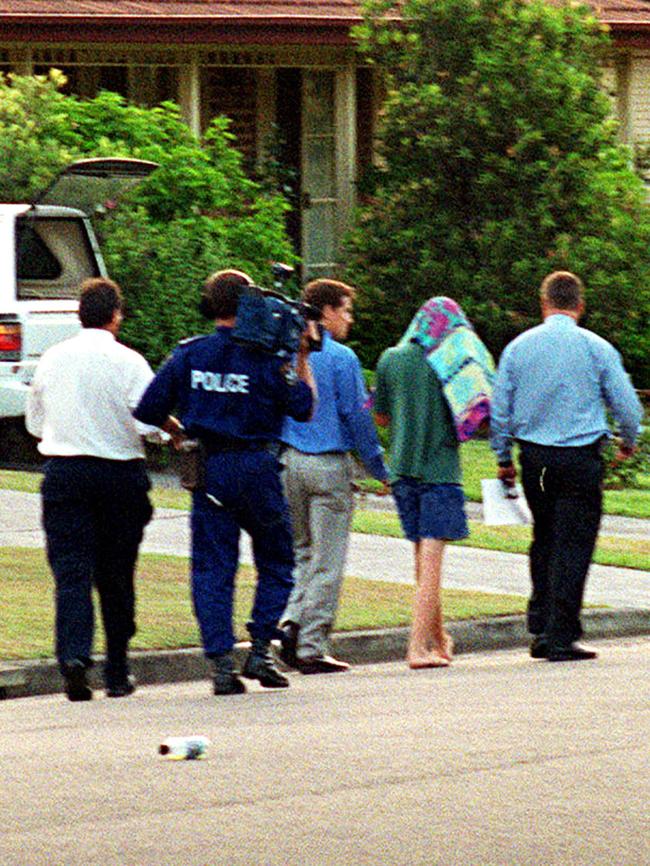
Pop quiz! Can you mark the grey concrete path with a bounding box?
[1,489,648,610]
[2,638,649,866]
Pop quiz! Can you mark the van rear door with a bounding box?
[1,157,158,420]
[36,157,159,215]
[17,156,159,360]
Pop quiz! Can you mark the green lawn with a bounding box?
[352,510,650,571]
[0,547,528,661]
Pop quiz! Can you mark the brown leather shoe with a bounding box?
[296,655,350,675]
[278,621,300,669]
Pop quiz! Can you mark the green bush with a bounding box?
[347,0,650,386]
[0,74,296,367]
[0,70,75,201]
[603,422,650,489]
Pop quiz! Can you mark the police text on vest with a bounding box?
[191,370,250,393]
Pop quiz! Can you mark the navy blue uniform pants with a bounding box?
[519,441,603,650]
[191,450,295,657]
[42,457,152,686]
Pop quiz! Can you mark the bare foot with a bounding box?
[441,632,454,662]
[408,652,450,669]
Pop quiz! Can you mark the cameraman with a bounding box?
[134,269,316,695]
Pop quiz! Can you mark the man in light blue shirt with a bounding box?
[490,271,642,662]
[279,279,388,674]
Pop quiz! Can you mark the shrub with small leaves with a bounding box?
[346,0,650,387]
[0,74,296,367]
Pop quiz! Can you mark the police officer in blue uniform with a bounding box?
[134,270,315,694]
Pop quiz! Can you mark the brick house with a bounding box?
[0,0,648,276]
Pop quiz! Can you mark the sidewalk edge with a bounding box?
[1,608,648,700]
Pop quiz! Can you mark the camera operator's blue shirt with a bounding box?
[281,331,388,481]
[134,326,313,441]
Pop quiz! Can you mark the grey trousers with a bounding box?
[281,448,354,659]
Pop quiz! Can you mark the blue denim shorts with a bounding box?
[392,478,469,542]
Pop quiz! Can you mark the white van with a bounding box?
[0,158,157,431]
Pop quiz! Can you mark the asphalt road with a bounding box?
[1,638,648,866]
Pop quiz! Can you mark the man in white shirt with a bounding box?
[26,277,158,701]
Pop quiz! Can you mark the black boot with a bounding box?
[105,655,136,698]
[243,638,289,688]
[106,676,137,698]
[62,659,92,702]
[529,636,549,659]
[212,653,246,695]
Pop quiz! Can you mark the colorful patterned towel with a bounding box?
[400,297,495,441]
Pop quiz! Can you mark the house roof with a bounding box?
[0,1,367,44]
[0,0,363,18]
[593,0,650,27]
[0,1,649,45]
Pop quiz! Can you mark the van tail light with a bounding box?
[0,317,22,361]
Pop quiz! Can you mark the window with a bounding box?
[16,222,62,280]
[201,68,258,168]
[16,217,99,300]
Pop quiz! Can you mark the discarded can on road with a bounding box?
[159,736,210,760]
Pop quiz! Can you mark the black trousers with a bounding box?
[42,457,153,686]
[519,441,604,650]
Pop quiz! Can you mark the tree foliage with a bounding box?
[0,72,295,366]
[346,0,650,385]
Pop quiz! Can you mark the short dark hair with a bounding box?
[78,277,122,328]
[199,269,252,320]
[540,271,584,311]
[302,279,355,312]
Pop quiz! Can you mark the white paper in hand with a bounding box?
[481,478,532,526]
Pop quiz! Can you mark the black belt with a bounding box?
[201,435,269,454]
[47,455,145,466]
[517,437,606,455]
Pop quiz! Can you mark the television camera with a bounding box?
[232,263,322,358]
